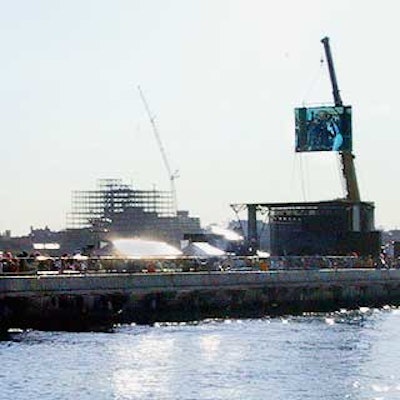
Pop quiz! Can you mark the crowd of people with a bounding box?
[0,251,398,275]
[0,252,90,274]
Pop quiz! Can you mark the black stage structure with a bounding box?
[231,201,381,257]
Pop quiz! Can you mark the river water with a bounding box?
[1,307,400,400]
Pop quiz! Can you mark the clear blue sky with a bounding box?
[1,0,399,235]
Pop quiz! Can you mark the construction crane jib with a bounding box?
[138,86,179,215]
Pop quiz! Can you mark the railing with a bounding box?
[0,254,395,276]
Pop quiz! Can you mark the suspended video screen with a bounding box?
[295,106,352,152]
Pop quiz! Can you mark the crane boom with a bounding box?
[321,37,360,202]
[321,37,343,107]
[138,85,178,214]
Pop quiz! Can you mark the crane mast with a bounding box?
[138,86,178,215]
[321,37,360,202]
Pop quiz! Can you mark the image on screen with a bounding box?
[295,106,352,152]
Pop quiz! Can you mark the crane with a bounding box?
[321,37,360,202]
[137,85,179,215]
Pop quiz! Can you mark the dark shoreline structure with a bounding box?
[233,201,380,257]
[1,268,400,332]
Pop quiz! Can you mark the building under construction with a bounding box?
[66,179,202,246]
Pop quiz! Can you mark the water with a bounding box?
[1,308,400,400]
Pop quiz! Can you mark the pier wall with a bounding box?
[1,269,400,331]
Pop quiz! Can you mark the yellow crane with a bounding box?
[321,37,360,202]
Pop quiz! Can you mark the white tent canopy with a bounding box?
[182,242,225,257]
[113,238,182,257]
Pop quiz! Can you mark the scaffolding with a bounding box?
[67,179,174,229]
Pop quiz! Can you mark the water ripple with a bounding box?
[1,308,400,399]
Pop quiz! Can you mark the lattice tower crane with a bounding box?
[138,86,179,215]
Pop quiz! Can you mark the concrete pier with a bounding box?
[1,269,400,331]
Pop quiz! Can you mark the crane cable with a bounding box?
[301,56,325,106]
[295,55,325,201]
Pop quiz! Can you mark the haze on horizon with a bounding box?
[1,0,399,236]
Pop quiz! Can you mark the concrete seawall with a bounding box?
[1,269,400,331]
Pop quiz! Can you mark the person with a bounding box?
[306,110,343,151]
[325,114,343,151]
[259,259,269,271]
[306,110,332,150]
[306,111,324,150]
[54,258,62,273]
[332,132,343,151]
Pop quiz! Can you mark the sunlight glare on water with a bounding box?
[1,308,400,400]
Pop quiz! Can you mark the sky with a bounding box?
[1,0,400,235]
